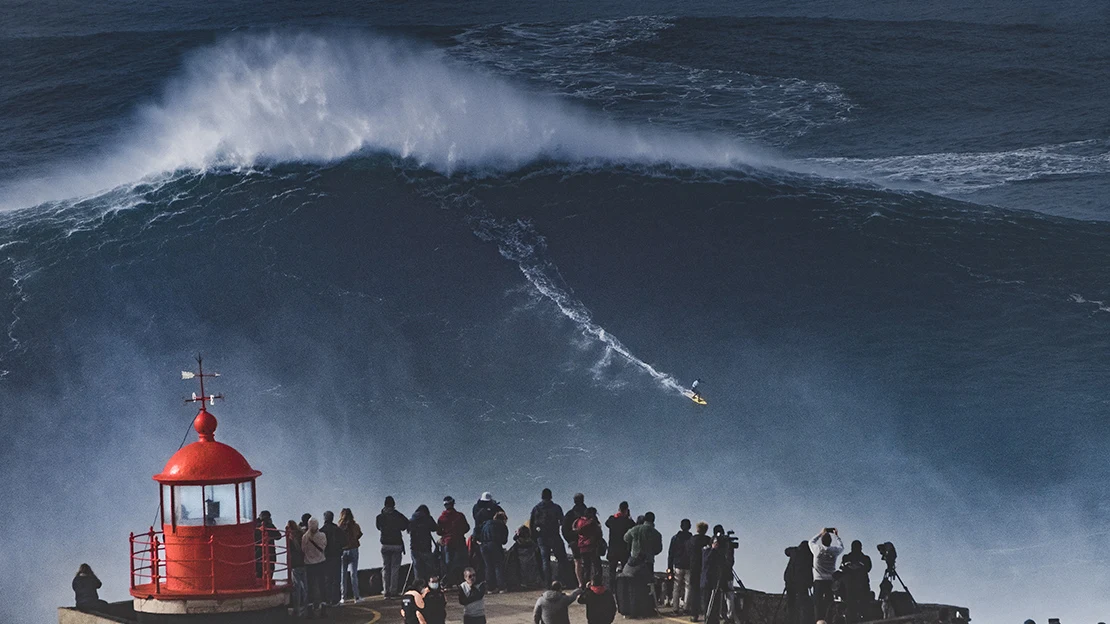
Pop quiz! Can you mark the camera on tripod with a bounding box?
[876,541,897,569]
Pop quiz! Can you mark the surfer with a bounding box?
[690,379,702,401]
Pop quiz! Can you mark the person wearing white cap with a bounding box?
[472,492,503,529]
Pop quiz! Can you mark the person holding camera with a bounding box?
[809,528,844,619]
[700,526,736,624]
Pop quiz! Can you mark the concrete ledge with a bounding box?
[134,592,287,615]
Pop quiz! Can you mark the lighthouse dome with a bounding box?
[153,408,262,484]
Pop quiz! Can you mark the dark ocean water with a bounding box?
[2,1,1109,622]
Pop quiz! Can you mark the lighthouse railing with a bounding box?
[129,525,290,593]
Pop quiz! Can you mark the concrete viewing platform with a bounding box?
[60,588,969,624]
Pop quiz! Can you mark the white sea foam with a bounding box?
[807,139,1110,195]
[1,31,774,210]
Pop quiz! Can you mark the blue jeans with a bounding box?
[480,544,505,591]
[291,567,308,615]
[538,540,568,586]
[412,549,437,582]
[442,543,466,586]
[381,545,404,596]
[341,548,361,601]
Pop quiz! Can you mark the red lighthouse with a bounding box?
[129,360,289,622]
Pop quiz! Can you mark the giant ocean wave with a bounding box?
[1,31,781,211]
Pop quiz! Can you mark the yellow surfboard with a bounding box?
[683,390,707,405]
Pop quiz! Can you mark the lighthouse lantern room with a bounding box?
[129,359,289,621]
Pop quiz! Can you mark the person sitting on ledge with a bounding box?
[73,563,109,612]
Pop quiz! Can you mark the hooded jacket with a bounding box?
[575,516,603,554]
[409,508,438,553]
[377,506,410,547]
[533,588,582,624]
[668,529,693,570]
[529,500,565,547]
[321,518,346,558]
[623,521,663,564]
[784,541,813,592]
[479,519,509,547]
[473,499,502,528]
[437,508,470,549]
[302,519,327,566]
[577,585,617,624]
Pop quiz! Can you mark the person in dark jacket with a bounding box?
[686,522,712,622]
[574,507,604,590]
[784,541,814,624]
[321,510,347,605]
[422,576,448,624]
[605,502,634,579]
[287,520,308,616]
[410,505,440,583]
[73,564,108,612]
[839,540,873,623]
[377,496,410,598]
[668,519,693,613]
[507,524,544,590]
[438,496,471,587]
[529,488,567,587]
[700,527,736,624]
[472,492,503,529]
[254,510,282,580]
[562,493,587,587]
[578,575,617,624]
[478,510,510,593]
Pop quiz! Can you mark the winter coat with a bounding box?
[72,574,102,608]
[686,533,712,577]
[701,540,735,591]
[623,522,663,565]
[472,500,502,528]
[321,520,347,558]
[783,541,813,593]
[668,530,692,570]
[340,519,363,550]
[303,524,328,565]
[529,500,565,547]
[409,509,438,553]
[840,550,873,594]
[575,516,603,554]
[562,503,587,545]
[377,507,410,547]
[578,585,617,624]
[533,588,582,624]
[479,519,509,547]
[438,509,470,549]
[287,525,306,569]
[604,513,635,560]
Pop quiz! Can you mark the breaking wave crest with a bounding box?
[2,30,772,210]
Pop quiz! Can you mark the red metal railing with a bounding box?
[129,526,291,595]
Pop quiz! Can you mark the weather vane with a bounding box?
[181,355,223,409]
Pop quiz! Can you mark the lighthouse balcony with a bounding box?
[129,527,290,599]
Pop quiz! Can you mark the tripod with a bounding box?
[879,564,916,617]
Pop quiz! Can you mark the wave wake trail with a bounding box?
[3,31,772,210]
[471,214,688,397]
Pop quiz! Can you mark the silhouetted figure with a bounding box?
[378,496,409,598]
[686,522,712,622]
[668,519,693,613]
[578,575,618,624]
[605,502,635,580]
[438,496,471,587]
[783,541,814,624]
[839,540,873,623]
[409,504,439,583]
[809,528,843,619]
[478,510,510,593]
[321,510,347,605]
[73,564,108,612]
[339,507,364,602]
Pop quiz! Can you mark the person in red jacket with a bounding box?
[574,507,604,588]
[437,496,471,587]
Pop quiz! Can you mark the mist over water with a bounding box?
[2,4,1110,624]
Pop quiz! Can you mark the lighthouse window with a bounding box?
[174,485,204,526]
[238,481,254,523]
[202,484,237,526]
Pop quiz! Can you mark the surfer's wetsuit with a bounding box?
[691,379,701,399]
